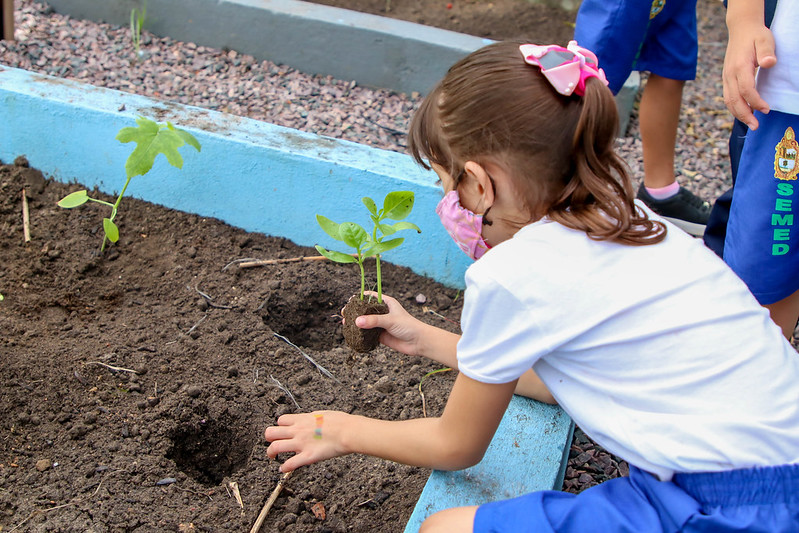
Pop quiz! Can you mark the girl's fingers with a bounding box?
[355,313,382,330]
[280,454,310,473]
[266,439,292,459]
[264,424,294,441]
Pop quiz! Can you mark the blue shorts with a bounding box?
[574,0,698,94]
[473,463,799,533]
[724,110,799,305]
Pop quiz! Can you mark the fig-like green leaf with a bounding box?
[57,190,89,208]
[116,117,200,178]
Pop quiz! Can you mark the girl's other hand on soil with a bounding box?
[354,292,425,356]
[264,411,349,472]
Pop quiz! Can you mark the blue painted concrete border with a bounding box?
[0,65,473,287]
[404,397,573,532]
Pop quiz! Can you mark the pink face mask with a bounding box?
[436,190,491,260]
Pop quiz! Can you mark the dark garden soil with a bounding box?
[0,158,467,532]
[308,0,579,45]
[0,2,636,532]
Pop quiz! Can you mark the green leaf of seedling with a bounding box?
[339,222,368,249]
[117,117,188,178]
[315,245,357,263]
[103,218,120,243]
[364,237,403,257]
[378,223,397,236]
[57,190,89,208]
[389,221,422,233]
[362,196,378,216]
[382,191,415,221]
[316,214,344,241]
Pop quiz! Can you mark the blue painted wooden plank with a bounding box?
[404,396,573,533]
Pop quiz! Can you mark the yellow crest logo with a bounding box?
[775,126,799,181]
[650,0,665,19]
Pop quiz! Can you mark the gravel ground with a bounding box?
[1,1,734,202]
[0,0,736,496]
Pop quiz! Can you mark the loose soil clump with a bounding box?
[342,295,389,353]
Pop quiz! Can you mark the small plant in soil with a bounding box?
[58,116,201,252]
[315,190,420,352]
[130,2,147,61]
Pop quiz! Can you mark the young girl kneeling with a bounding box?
[265,41,799,532]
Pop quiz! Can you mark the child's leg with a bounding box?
[419,506,478,533]
[765,288,799,340]
[639,74,684,188]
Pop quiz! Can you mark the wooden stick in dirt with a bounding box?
[22,189,31,243]
[250,471,293,533]
[237,256,330,269]
[1,0,14,41]
[84,361,139,374]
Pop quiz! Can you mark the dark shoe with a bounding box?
[637,184,711,237]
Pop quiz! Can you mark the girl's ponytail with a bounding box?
[548,78,667,245]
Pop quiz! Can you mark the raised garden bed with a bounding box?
[0,158,464,532]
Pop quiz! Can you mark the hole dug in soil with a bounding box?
[259,280,351,352]
[167,406,255,486]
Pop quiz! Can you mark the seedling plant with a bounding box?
[58,116,201,251]
[315,190,420,352]
[130,2,147,60]
[315,190,420,303]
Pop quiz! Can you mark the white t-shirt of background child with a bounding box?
[757,0,799,115]
[456,208,799,480]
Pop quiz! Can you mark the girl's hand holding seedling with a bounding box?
[315,191,420,352]
[354,292,451,357]
[265,411,350,473]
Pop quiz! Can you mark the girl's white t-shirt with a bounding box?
[456,209,799,480]
[757,0,799,114]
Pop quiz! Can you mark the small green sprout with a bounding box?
[315,191,420,303]
[130,2,147,60]
[58,116,201,251]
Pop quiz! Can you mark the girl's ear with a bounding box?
[461,160,495,213]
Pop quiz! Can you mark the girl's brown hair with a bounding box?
[407,41,666,245]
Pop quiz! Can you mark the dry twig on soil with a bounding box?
[191,285,233,309]
[21,189,30,243]
[236,255,330,269]
[269,375,301,409]
[84,361,138,374]
[273,333,339,382]
[250,471,293,533]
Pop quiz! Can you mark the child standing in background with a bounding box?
[720,0,799,340]
[574,0,712,237]
[265,41,799,532]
